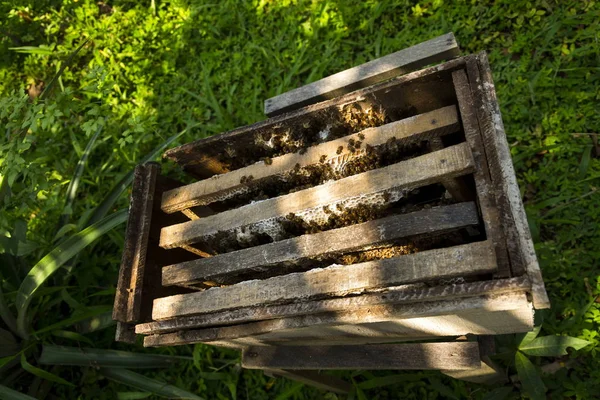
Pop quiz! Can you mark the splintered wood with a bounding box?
[114,46,549,381]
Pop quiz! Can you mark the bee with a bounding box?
[336,146,344,155]
[358,132,365,140]
[263,157,273,165]
[240,176,247,184]
[348,138,355,146]
[247,175,254,182]
[319,155,327,163]
[355,141,362,149]
[294,163,301,171]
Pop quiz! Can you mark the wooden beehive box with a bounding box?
[113,36,549,383]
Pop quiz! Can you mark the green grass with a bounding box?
[0,0,599,399]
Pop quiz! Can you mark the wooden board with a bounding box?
[264,33,460,116]
[113,164,158,323]
[161,106,460,213]
[162,57,466,179]
[467,52,550,309]
[144,293,533,347]
[162,201,479,287]
[242,342,479,370]
[136,277,531,335]
[159,142,476,249]
[452,69,510,278]
[152,240,497,320]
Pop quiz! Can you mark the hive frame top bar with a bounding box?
[264,33,460,117]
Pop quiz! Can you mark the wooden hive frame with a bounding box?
[113,34,549,391]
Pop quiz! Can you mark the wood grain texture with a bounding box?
[467,52,550,309]
[136,276,531,335]
[162,201,479,287]
[162,57,466,179]
[242,342,480,370]
[159,142,475,249]
[452,69,511,278]
[161,106,460,213]
[152,240,497,320]
[115,322,136,344]
[264,33,460,116]
[265,370,352,394]
[113,163,157,323]
[143,293,533,347]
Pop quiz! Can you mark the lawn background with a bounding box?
[0,0,599,399]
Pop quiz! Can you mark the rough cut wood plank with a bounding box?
[115,322,136,344]
[265,370,352,394]
[428,136,474,202]
[264,33,460,116]
[452,69,511,278]
[468,52,550,309]
[136,277,530,335]
[159,142,475,249]
[164,57,466,179]
[152,240,497,320]
[161,106,460,213]
[162,202,479,287]
[143,293,533,347]
[243,342,479,370]
[113,164,157,323]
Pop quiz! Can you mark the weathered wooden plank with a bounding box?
[163,57,466,179]
[152,240,497,320]
[136,277,530,335]
[452,69,511,278]
[442,359,505,384]
[115,322,136,344]
[467,52,550,309]
[264,370,352,394]
[428,136,474,202]
[113,164,158,323]
[143,293,533,347]
[162,202,479,287]
[159,142,475,249]
[264,33,460,116]
[161,106,460,213]
[243,342,479,370]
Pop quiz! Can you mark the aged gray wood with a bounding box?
[264,33,460,116]
[152,240,497,320]
[265,370,352,394]
[428,136,474,202]
[136,276,531,335]
[162,202,479,287]
[113,163,157,323]
[115,322,136,344]
[159,142,475,249]
[242,342,480,370]
[164,57,466,179]
[467,52,550,309]
[452,68,511,278]
[161,106,460,213]
[144,293,533,347]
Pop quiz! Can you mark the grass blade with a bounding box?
[100,368,204,399]
[57,124,104,232]
[75,311,115,333]
[0,384,37,400]
[20,354,74,387]
[84,124,199,227]
[515,352,546,400]
[39,39,89,101]
[33,305,112,335]
[15,210,128,338]
[51,330,94,345]
[39,345,193,368]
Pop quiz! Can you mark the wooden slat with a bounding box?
[467,52,550,309]
[243,342,479,370]
[113,164,158,323]
[136,277,530,335]
[265,370,352,394]
[163,57,466,180]
[159,142,475,249]
[143,293,533,347]
[115,322,136,344]
[152,240,497,320]
[264,33,460,116]
[452,69,511,278]
[162,202,479,287]
[428,137,474,201]
[161,106,460,213]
